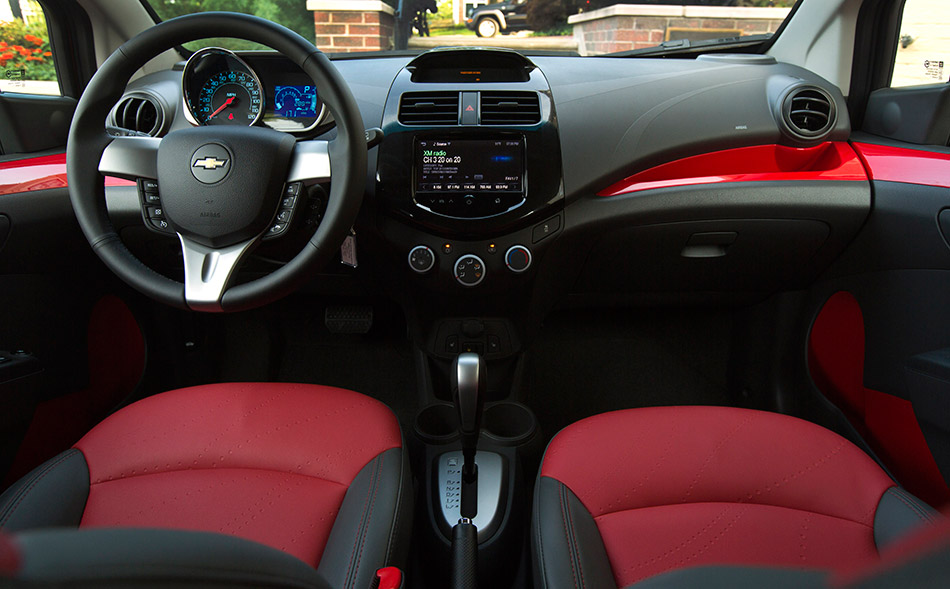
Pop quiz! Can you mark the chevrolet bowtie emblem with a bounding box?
[193,157,228,170]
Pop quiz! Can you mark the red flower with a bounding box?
[0,52,13,61]
[0,41,7,50]
[25,55,40,61]
[24,34,44,46]
[43,51,51,57]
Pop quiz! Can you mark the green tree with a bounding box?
[149,0,316,49]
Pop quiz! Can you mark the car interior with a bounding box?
[1,0,949,587]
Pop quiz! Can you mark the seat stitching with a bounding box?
[383,449,403,565]
[0,450,79,529]
[682,414,754,501]
[352,457,382,589]
[617,504,732,577]
[889,488,936,524]
[564,485,587,589]
[671,506,747,571]
[343,455,380,589]
[536,481,550,589]
[559,483,581,589]
[86,467,350,489]
[740,441,848,507]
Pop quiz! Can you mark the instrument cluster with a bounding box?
[181,48,326,133]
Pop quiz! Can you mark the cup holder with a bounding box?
[414,402,459,444]
[481,402,538,446]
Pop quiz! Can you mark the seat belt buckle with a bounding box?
[372,566,403,589]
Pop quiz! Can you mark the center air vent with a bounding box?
[480,92,541,125]
[399,92,460,126]
[113,94,162,136]
[782,86,835,140]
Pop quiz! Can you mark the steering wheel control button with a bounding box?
[505,245,532,273]
[190,144,231,184]
[454,254,485,287]
[264,182,303,241]
[149,218,172,233]
[138,179,173,234]
[409,245,436,274]
[532,215,561,243]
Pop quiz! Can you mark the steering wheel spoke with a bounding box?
[179,234,257,312]
[287,140,331,183]
[99,136,162,180]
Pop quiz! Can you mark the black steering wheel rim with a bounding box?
[67,12,366,312]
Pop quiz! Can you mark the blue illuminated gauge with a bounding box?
[183,48,264,127]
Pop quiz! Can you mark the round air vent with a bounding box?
[112,93,163,136]
[781,86,836,141]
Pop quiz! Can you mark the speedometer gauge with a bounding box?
[182,48,264,127]
[197,71,262,125]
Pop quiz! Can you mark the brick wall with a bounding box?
[569,4,791,56]
[308,0,395,53]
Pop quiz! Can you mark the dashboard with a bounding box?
[107,47,871,358]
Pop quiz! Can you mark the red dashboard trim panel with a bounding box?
[852,142,950,189]
[0,152,133,196]
[598,142,868,197]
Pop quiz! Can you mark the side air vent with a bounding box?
[113,94,163,136]
[399,92,460,126]
[480,92,541,125]
[782,86,835,140]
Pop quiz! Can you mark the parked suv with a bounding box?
[465,0,528,38]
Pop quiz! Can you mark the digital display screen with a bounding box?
[415,139,523,193]
[273,85,317,118]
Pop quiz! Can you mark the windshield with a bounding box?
[146,0,798,57]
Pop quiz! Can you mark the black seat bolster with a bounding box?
[624,565,828,589]
[12,528,330,588]
[0,449,89,532]
[532,475,617,589]
[317,445,412,589]
[873,486,941,550]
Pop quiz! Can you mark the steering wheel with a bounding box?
[67,12,366,312]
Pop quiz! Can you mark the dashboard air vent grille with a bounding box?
[479,92,541,125]
[783,87,834,139]
[399,92,460,126]
[114,95,162,136]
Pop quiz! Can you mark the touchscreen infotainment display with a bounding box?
[415,138,523,194]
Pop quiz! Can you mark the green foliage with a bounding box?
[0,17,56,81]
[148,0,317,50]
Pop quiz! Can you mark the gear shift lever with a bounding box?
[452,352,485,519]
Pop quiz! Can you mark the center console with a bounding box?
[373,48,561,586]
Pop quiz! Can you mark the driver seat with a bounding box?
[0,382,411,588]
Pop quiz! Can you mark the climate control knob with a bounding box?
[505,245,532,273]
[408,245,435,274]
[454,254,485,287]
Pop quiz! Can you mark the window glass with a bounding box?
[0,0,59,95]
[893,0,950,87]
[146,0,799,57]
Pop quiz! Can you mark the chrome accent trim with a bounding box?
[287,140,332,183]
[99,136,162,180]
[438,451,503,542]
[178,234,257,312]
[181,47,265,128]
[456,352,481,434]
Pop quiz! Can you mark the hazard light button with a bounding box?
[461,91,478,125]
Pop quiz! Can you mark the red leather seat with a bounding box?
[0,383,411,588]
[533,406,940,588]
